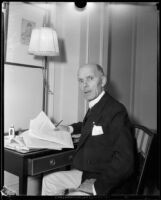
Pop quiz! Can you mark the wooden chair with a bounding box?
[133,124,155,194]
[110,124,155,195]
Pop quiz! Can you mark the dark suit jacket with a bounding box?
[71,92,136,195]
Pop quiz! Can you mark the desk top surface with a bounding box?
[4,147,76,158]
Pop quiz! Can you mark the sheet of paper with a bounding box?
[22,130,62,150]
[28,129,74,148]
[30,111,55,134]
[28,111,74,149]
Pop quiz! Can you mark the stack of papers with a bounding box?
[4,135,29,153]
[22,111,74,150]
[5,111,74,151]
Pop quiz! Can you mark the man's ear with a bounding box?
[101,76,107,87]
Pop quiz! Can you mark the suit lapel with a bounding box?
[76,93,109,151]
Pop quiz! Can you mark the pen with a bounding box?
[55,120,63,127]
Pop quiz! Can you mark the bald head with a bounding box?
[78,63,106,101]
[78,63,104,77]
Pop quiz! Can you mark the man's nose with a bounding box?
[83,81,88,88]
[80,81,87,90]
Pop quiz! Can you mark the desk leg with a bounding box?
[18,158,28,195]
[19,175,27,195]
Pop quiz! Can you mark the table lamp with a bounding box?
[28,27,59,114]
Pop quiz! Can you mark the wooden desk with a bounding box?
[4,147,76,195]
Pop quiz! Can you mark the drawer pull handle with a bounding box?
[49,159,56,166]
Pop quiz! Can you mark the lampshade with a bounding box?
[28,27,59,56]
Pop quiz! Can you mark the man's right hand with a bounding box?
[54,125,70,132]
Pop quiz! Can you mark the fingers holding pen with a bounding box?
[54,124,70,132]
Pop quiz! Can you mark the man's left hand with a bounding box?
[77,179,96,194]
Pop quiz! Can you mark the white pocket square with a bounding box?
[92,125,104,136]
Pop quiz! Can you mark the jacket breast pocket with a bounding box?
[92,125,104,136]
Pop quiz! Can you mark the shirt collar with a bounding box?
[88,91,105,109]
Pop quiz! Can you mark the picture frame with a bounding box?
[5,2,47,68]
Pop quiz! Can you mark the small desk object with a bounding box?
[4,147,76,195]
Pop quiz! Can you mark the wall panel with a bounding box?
[4,65,43,132]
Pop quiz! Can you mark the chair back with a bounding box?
[133,124,154,194]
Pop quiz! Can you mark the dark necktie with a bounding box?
[83,108,91,125]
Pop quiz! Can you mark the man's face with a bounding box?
[78,65,106,101]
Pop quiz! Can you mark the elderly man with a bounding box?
[42,63,136,195]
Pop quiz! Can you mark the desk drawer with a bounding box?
[28,150,75,176]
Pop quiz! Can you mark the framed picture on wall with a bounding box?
[5,2,47,68]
